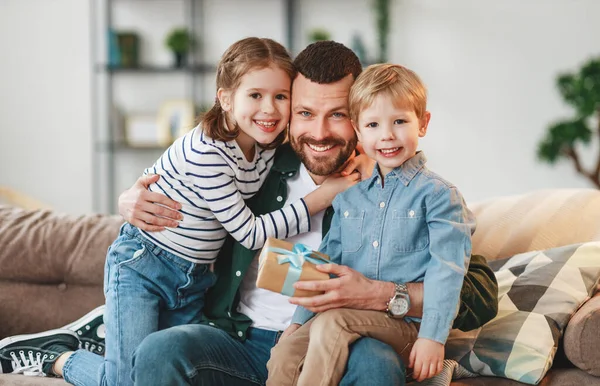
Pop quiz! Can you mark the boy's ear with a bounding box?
[217,88,232,112]
[419,111,431,137]
[351,120,362,142]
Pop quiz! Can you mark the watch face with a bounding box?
[391,298,409,316]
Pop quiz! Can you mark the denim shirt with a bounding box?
[291,151,476,344]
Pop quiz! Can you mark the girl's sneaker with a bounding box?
[0,329,78,376]
[62,305,106,356]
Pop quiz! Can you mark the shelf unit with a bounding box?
[91,0,298,214]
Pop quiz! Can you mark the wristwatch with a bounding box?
[386,283,410,318]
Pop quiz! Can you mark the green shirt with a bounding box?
[203,144,499,340]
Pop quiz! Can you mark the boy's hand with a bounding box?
[278,323,301,342]
[341,153,375,181]
[409,338,444,382]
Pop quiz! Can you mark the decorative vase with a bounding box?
[174,52,187,68]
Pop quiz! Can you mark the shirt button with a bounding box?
[409,210,415,217]
[209,322,215,326]
[276,196,283,202]
[227,311,232,317]
[288,172,294,177]
[376,178,380,184]
[237,331,243,337]
[379,202,385,208]
[373,241,379,248]
[344,211,349,218]
[235,270,241,277]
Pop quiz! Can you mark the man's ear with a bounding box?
[217,88,232,112]
[351,120,362,142]
[419,111,431,137]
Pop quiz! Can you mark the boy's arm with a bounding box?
[418,186,476,344]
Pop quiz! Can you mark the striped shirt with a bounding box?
[139,126,311,264]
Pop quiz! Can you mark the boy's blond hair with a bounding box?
[349,63,427,126]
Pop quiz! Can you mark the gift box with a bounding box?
[256,238,330,297]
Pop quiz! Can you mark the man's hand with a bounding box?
[278,323,301,342]
[409,338,444,382]
[288,264,391,312]
[118,174,182,232]
[340,153,375,181]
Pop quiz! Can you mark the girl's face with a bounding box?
[219,65,291,150]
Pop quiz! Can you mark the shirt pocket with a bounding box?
[392,208,429,253]
[340,210,365,253]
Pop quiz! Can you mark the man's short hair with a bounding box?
[349,63,428,125]
[293,41,362,84]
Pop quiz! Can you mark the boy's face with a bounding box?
[354,93,430,176]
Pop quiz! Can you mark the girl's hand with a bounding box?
[409,338,444,382]
[341,153,375,181]
[303,172,360,215]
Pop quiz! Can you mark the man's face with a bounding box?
[289,74,357,176]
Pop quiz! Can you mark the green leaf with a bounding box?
[537,119,592,163]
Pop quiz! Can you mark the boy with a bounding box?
[266,63,476,386]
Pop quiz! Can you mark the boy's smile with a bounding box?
[355,93,430,176]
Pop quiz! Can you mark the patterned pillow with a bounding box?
[445,242,600,385]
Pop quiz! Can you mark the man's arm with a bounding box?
[289,256,498,331]
[118,174,182,231]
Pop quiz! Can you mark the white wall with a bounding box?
[1,0,598,214]
[0,0,92,214]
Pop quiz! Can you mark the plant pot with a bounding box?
[174,52,187,68]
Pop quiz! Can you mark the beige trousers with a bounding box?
[266,308,419,386]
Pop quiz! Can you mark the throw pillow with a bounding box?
[445,242,600,385]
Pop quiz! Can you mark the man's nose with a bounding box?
[311,117,330,140]
[262,97,275,114]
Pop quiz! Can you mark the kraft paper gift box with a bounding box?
[256,237,330,297]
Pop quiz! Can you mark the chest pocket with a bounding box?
[392,208,429,253]
[340,210,364,253]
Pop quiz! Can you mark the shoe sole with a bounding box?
[62,305,105,331]
[0,329,79,349]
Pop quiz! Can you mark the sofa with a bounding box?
[0,188,599,385]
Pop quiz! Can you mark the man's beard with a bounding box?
[290,134,358,176]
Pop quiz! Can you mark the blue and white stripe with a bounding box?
[139,126,310,264]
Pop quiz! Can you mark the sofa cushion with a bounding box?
[446,242,600,385]
[563,292,600,376]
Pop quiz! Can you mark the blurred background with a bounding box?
[0,0,598,215]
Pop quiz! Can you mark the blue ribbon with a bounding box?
[267,243,330,296]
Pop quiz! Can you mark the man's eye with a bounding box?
[366,122,378,128]
[394,119,407,125]
[332,112,346,118]
[299,111,311,117]
[250,93,261,99]
[275,94,288,100]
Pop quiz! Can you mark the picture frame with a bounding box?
[124,114,163,147]
[157,99,196,142]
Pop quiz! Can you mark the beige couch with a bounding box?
[1,189,599,385]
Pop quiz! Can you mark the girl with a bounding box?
[38,37,357,386]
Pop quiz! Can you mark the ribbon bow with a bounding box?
[266,243,330,296]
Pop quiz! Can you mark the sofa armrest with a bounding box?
[564,292,600,376]
[0,205,123,286]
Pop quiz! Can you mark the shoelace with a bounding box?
[81,341,98,353]
[9,351,49,377]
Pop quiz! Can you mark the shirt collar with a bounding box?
[367,151,428,187]
[271,143,301,177]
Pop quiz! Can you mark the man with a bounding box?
[125,41,498,385]
[0,41,497,384]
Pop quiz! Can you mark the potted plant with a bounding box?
[307,28,331,43]
[165,28,194,68]
[537,57,600,188]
